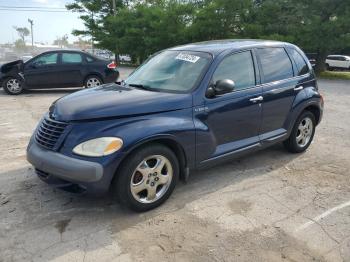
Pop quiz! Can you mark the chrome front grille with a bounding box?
[35,116,68,150]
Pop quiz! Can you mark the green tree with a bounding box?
[244,0,350,72]
[66,0,123,56]
[14,27,30,42]
[67,0,350,71]
[187,0,253,42]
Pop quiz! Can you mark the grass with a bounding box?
[318,71,350,80]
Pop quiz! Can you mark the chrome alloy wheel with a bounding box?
[6,78,22,93]
[86,77,101,88]
[130,155,173,204]
[296,117,313,147]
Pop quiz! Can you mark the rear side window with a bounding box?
[62,53,82,64]
[289,49,309,76]
[257,48,293,83]
[212,51,256,90]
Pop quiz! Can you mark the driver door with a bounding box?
[24,52,59,88]
[195,50,263,163]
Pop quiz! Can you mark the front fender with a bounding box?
[60,108,195,170]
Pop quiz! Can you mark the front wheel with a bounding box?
[113,144,179,212]
[3,77,23,95]
[284,111,316,153]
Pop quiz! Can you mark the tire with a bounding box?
[113,144,179,212]
[325,64,330,71]
[2,77,23,95]
[84,75,102,88]
[283,111,316,153]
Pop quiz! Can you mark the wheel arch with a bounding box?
[303,104,321,125]
[114,135,189,184]
[83,73,104,86]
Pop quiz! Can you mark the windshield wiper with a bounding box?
[127,83,152,90]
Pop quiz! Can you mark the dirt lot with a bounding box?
[0,70,349,262]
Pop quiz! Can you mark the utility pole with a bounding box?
[28,19,34,49]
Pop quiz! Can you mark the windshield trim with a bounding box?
[125,50,214,94]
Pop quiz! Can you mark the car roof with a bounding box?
[38,49,91,55]
[169,39,294,55]
[327,55,349,57]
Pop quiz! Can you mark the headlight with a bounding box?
[73,137,123,157]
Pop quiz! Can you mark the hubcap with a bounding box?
[130,155,173,204]
[296,117,313,147]
[6,79,22,93]
[86,77,101,88]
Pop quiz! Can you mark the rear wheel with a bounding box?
[84,75,102,88]
[113,144,179,212]
[284,111,316,153]
[2,77,23,95]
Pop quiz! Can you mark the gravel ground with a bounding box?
[0,70,349,262]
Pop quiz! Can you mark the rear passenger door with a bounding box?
[257,47,304,141]
[338,56,349,69]
[56,52,84,87]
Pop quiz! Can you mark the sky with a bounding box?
[0,0,85,44]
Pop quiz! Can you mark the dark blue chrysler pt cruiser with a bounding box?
[27,40,324,211]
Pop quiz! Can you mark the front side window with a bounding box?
[125,50,212,92]
[62,53,83,64]
[289,49,309,76]
[258,48,293,83]
[31,53,58,66]
[212,51,256,90]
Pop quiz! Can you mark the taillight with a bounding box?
[107,61,117,69]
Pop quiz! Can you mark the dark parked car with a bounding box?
[0,50,119,95]
[27,40,323,211]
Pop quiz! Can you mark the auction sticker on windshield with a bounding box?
[175,53,200,63]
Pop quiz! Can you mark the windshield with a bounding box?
[125,50,212,92]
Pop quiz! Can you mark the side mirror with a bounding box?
[206,79,235,98]
[29,62,38,69]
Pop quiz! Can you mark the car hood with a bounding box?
[0,60,24,74]
[50,83,193,121]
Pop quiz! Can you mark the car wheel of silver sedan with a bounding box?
[3,78,23,95]
[84,76,102,88]
[114,144,179,212]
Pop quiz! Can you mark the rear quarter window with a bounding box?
[86,55,96,63]
[289,49,309,76]
[257,48,294,83]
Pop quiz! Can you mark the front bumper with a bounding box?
[27,141,103,182]
[27,141,110,194]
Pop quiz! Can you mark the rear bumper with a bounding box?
[27,141,111,194]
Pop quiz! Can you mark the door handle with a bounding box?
[249,96,264,103]
[294,86,304,91]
